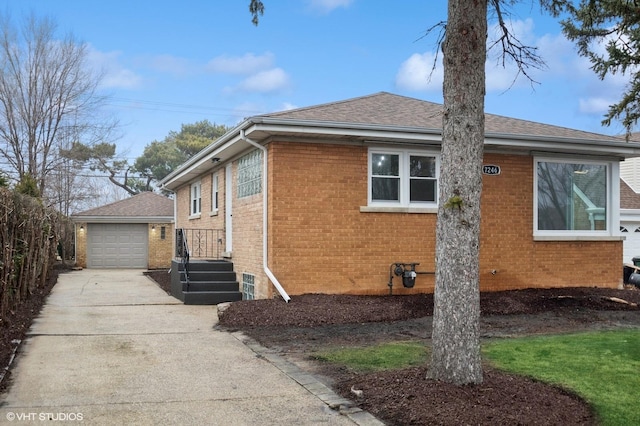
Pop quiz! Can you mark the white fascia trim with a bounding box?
[620,209,640,222]
[161,116,640,189]
[159,121,252,188]
[486,134,640,158]
[70,216,173,223]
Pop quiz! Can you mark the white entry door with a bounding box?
[225,164,233,254]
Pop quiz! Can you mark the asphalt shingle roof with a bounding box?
[264,92,621,142]
[621,179,640,210]
[73,192,173,217]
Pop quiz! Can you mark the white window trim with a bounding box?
[189,180,202,219]
[533,156,620,240]
[366,147,439,210]
[210,173,219,216]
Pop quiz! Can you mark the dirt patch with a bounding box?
[212,286,640,426]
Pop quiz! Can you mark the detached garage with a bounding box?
[72,192,174,269]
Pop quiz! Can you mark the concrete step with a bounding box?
[183,291,243,305]
[182,281,240,292]
[180,270,236,282]
[173,259,234,272]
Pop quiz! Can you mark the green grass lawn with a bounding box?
[313,341,428,371]
[314,330,640,425]
[483,329,640,426]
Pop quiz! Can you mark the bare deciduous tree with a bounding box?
[0,12,116,199]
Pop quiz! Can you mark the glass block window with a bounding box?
[237,150,262,198]
[242,273,255,300]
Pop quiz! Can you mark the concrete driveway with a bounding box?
[0,270,381,425]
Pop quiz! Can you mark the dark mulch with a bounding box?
[0,264,69,393]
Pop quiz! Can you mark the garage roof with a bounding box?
[71,192,173,223]
[621,180,640,210]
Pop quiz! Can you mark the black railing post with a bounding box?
[176,228,190,290]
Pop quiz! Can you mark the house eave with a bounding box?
[71,216,174,224]
[620,209,640,222]
[159,116,640,191]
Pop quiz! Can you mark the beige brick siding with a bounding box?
[173,141,621,298]
[75,223,87,268]
[148,223,174,269]
[174,157,266,299]
[267,142,620,296]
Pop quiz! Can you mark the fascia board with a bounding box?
[159,120,252,188]
[485,134,640,158]
[161,116,640,190]
[70,216,174,223]
[620,209,640,222]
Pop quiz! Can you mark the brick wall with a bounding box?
[266,143,621,296]
[148,223,173,269]
[75,222,87,268]
[172,142,622,298]
[174,157,266,299]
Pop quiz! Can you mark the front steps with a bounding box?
[170,259,242,305]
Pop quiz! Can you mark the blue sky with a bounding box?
[7,0,632,161]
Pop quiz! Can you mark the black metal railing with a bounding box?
[176,228,224,260]
[176,228,190,290]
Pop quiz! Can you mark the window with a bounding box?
[535,159,609,234]
[212,173,219,211]
[190,181,202,216]
[369,149,438,206]
[242,273,255,300]
[160,226,166,240]
[237,150,262,198]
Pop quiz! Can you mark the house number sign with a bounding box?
[482,165,501,175]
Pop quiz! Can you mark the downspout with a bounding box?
[240,129,291,302]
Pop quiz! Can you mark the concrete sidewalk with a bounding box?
[0,270,382,425]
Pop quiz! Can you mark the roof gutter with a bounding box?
[240,129,291,303]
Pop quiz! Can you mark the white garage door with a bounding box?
[87,223,148,268]
[621,222,640,264]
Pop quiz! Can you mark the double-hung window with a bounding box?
[211,173,219,212]
[534,158,612,236]
[369,149,439,207]
[190,180,202,217]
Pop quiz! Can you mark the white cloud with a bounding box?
[395,52,442,92]
[578,97,613,115]
[207,52,275,75]
[281,102,298,111]
[87,46,142,89]
[307,0,354,14]
[237,68,291,93]
[147,54,191,76]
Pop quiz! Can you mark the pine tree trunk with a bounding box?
[428,0,487,385]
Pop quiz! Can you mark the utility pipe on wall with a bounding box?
[240,130,291,303]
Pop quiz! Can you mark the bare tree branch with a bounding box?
[488,0,547,90]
